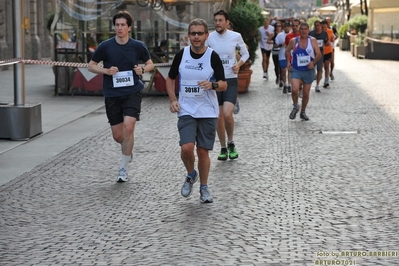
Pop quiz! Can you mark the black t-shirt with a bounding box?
[309,30,328,52]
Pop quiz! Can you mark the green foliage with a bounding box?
[348,15,368,34]
[338,23,349,39]
[229,0,264,65]
[46,12,55,33]
[355,33,366,45]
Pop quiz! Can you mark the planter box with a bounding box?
[350,43,355,57]
[238,69,252,93]
[237,61,253,93]
[355,44,366,59]
[339,38,350,51]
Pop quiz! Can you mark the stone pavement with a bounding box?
[1,49,399,266]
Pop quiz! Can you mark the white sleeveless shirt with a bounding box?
[178,46,219,118]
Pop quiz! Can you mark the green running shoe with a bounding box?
[228,143,238,160]
[217,148,228,161]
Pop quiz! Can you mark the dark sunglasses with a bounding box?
[189,32,206,36]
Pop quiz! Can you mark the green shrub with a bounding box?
[46,12,55,33]
[229,0,264,65]
[348,15,368,34]
[338,23,349,39]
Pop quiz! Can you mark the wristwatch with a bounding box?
[212,82,218,89]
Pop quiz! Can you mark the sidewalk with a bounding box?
[0,64,105,184]
[1,49,399,265]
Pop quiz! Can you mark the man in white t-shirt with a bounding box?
[275,21,291,93]
[258,18,275,80]
[207,10,249,161]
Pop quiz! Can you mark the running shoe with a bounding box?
[287,85,292,93]
[283,86,287,94]
[323,82,330,88]
[200,187,213,203]
[279,80,284,88]
[264,72,269,80]
[116,168,128,182]
[233,98,240,114]
[181,171,198,197]
[300,111,309,121]
[289,108,299,120]
[275,77,279,85]
[330,73,335,80]
[217,148,228,160]
[315,85,321,92]
[227,142,238,159]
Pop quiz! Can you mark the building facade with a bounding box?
[0,0,57,70]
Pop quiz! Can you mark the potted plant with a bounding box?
[354,33,367,59]
[229,0,264,93]
[348,15,368,56]
[338,22,350,51]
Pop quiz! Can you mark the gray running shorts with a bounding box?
[177,115,217,150]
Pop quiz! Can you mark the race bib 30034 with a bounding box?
[113,70,134,88]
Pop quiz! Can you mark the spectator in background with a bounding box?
[153,39,168,63]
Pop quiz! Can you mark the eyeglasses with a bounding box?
[189,32,206,36]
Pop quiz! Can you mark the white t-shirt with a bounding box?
[275,31,288,60]
[259,25,275,51]
[207,30,249,79]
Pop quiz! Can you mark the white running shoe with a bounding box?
[116,168,128,182]
[200,187,213,203]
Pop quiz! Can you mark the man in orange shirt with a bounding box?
[321,20,334,88]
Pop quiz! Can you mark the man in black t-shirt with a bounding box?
[310,20,329,92]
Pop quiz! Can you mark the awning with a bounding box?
[317,5,336,14]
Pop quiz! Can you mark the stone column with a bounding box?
[0,0,10,70]
[22,1,32,59]
[39,0,55,58]
[29,0,41,59]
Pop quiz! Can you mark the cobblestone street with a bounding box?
[1,49,399,266]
